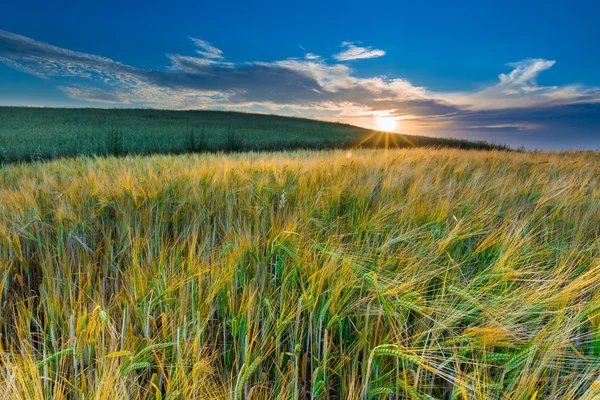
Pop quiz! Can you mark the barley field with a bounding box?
[0,149,599,399]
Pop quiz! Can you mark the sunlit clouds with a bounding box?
[1,29,600,145]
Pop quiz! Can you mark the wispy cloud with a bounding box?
[466,123,542,131]
[333,41,386,61]
[189,37,224,59]
[304,53,321,61]
[1,29,600,148]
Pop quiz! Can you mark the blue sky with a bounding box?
[1,0,599,149]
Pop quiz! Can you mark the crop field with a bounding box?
[0,107,507,163]
[0,148,599,399]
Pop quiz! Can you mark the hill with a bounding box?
[0,107,508,162]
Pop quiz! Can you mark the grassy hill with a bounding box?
[0,107,508,162]
[0,149,598,399]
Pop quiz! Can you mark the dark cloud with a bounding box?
[0,30,138,76]
[450,103,600,129]
[146,63,325,104]
[436,103,600,149]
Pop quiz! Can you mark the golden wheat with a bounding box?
[0,148,599,399]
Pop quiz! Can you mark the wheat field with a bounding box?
[0,107,506,163]
[0,149,599,399]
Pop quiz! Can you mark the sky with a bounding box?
[1,0,599,150]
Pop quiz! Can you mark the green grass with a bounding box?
[0,107,509,162]
[0,148,598,399]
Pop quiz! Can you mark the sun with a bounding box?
[375,116,398,132]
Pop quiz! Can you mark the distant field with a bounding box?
[1,149,599,399]
[0,107,507,162]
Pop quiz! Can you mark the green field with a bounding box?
[0,107,508,162]
[1,148,599,399]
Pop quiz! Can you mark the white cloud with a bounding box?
[304,53,321,60]
[189,37,224,59]
[437,58,600,110]
[333,42,386,61]
[499,59,555,89]
[297,44,321,61]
